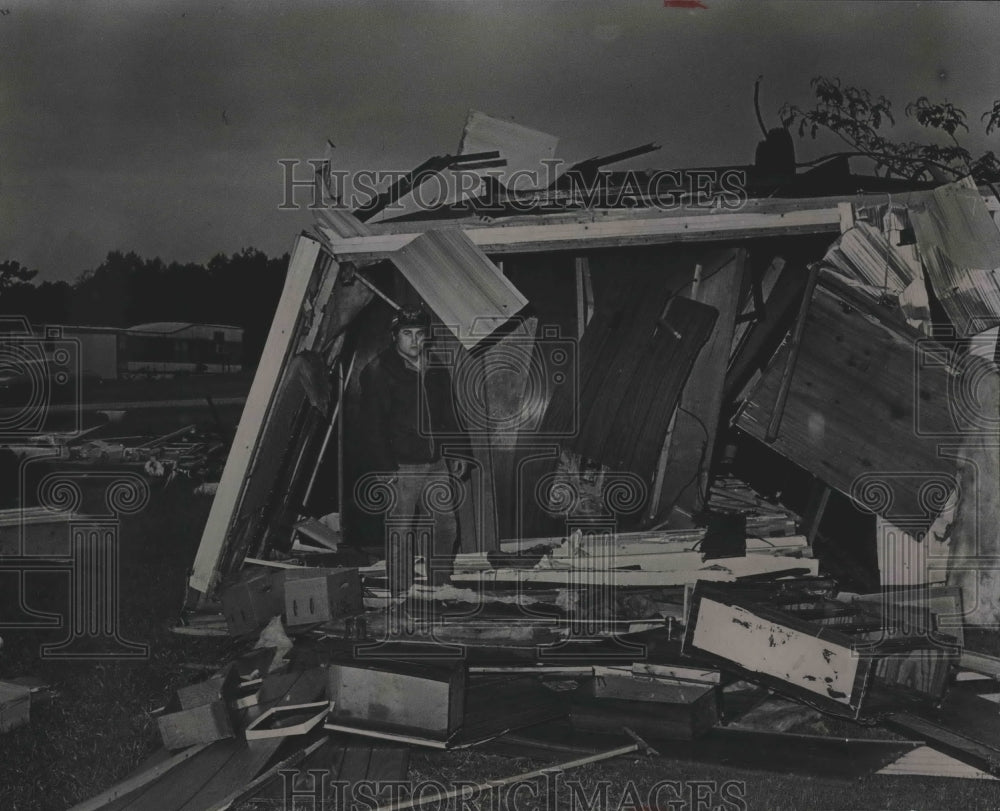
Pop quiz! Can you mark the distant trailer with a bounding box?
[120,322,243,375]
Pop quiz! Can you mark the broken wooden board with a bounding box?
[735,273,958,533]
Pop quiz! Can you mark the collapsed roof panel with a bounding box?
[390,229,528,348]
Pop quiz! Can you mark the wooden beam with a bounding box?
[764,262,821,442]
[364,187,1000,237]
[320,207,843,260]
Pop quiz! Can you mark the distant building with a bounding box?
[119,322,243,375]
[4,322,245,381]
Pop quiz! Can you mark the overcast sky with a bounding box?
[2,0,999,282]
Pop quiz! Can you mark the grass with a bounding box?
[0,448,997,809]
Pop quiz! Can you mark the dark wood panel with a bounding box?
[652,247,745,522]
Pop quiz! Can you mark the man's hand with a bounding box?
[446,458,469,479]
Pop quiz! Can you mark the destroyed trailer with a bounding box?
[76,118,1000,807]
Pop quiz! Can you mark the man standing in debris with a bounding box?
[360,307,470,595]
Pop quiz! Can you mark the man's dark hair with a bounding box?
[391,307,431,334]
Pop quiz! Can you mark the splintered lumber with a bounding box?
[824,220,922,296]
[735,273,958,533]
[910,179,1000,336]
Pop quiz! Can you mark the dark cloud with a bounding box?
[1,0,998,281]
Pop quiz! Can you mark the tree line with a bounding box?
[0,249,290,367]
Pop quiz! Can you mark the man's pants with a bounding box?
[387,460,459,595]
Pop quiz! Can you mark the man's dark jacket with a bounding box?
[359,345,469,472]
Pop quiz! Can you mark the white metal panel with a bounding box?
[391,229,528,348]
[458,110,559,192]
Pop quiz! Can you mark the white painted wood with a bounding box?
[243,700,331,740]
[188,236,323,598]
[321,207,844,259]
[691,597,859,709]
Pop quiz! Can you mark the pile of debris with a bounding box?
[68,566,1000,808]
[74,117,1000,804]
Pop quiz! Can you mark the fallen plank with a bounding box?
[487,722,919,779]
[202,737,327,811]
[66,744,213,811]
